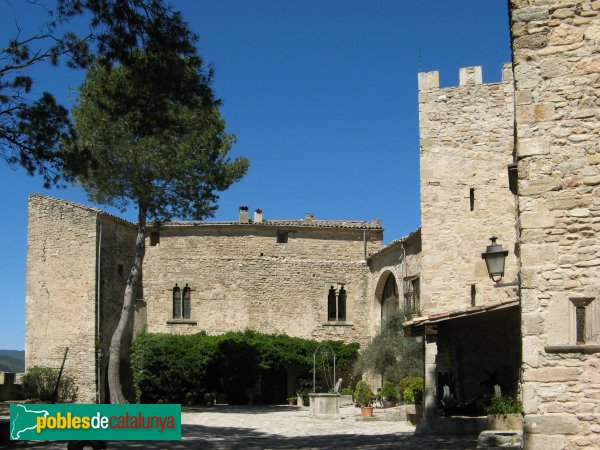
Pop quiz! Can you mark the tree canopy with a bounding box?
[1,1,91,186]
[72,57,248,221]
[353,309,423,382]
[1,0,211,186]
[69,3,249,403]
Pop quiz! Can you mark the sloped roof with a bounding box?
[403,299,519,336]
[163,219,383,230]
[30,195,382,230]
[367,227,421,260]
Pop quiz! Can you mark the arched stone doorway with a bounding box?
[381,273,399,324]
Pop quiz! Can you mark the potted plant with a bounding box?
[400,376,424,424]
[381,380,398,408]
[288,396,297,406]
[486,395,522,430]
[353,380,374,417]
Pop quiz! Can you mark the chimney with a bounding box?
[239,206,249,223]
[254,209,263,224]
[305,212,314,221]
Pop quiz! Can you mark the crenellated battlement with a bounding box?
[418,63,513,91]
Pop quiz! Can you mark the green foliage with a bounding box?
[2,0,204,187]
[1,2,91,187]
[340,387,353,396]
[402,389,415,404]
[353,309,423,382]
[131,330,359,405]
[353,380,374,407]
[296,377,318,406]
[71,57,249,221]
[130,332,218,404]
[21,367,76,402]
[399,376,423,392]
[70,15,249,403]
[400,376,423,404]
[381,380,398,403]
[486,395,522,416]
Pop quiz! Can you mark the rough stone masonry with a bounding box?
[510,0,600,449]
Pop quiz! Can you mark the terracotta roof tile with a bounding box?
[164,219,383,230]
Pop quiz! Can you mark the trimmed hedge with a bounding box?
[131,330,359,404]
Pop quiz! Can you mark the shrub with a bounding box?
[486,395,522,416]
[353,309,423,382]
[381,380,398,403]
[402,388,415,404]
[131,332,218,404]
[131,330,359,404]
[297,377,320,406]
[21,367,76,402]
[353,380,374,407]
[399,376,423,404]
[340,387,353,396]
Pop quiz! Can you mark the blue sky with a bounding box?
[0,0,511,351]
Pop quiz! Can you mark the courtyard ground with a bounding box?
[4,404,478,449]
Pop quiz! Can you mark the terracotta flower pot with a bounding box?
[361,406,374,417]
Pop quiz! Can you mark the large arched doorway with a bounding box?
[381,273,399,324]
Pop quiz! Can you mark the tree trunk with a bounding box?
[108,207,146,404]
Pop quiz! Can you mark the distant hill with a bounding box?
[0,350,25,373]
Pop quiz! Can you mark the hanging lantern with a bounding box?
[481,236,509,282]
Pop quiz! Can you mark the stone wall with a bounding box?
[418,65,518,315]
[368,229,422,334]
[97,214,138,403]
[25,195,99,403]
[25,196,387,401]
[142,224,383,347]
[366,229,422,388]
[0,372,24,401]
[509,1,600,448]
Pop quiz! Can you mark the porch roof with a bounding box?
[402,300,519,337]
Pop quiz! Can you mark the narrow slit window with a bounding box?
[117,264,124,277]
[576,306,586,344]
[570,297,594,345]
[469,188,475,211]
[470,284,476,307]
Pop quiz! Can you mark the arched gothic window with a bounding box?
[327,285,347,322]
[328,286,337,320]
[182,284,191,319]
[173,284,181,318]
[173,283,191,319]
[337,286,346,321]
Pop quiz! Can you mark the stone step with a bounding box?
[477,430,523,449]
